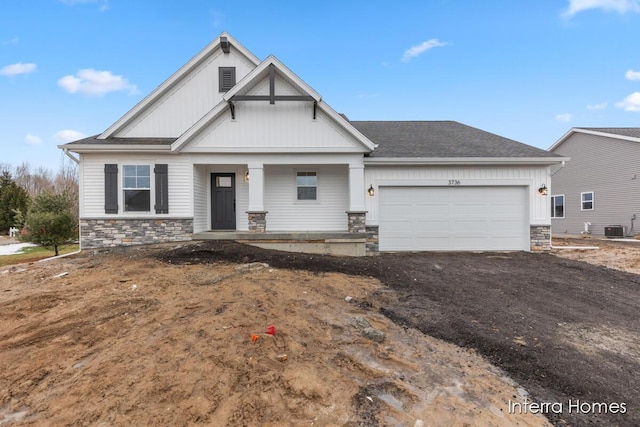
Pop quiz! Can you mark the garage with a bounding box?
[378,186,529,251]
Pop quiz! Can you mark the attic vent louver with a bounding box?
[220,36,230,53]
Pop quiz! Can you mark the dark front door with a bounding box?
[211,173,236,230]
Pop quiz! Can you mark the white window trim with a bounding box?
[122,163,155,214]
[580,191,594,211]
[551,194,565,219]
[294,170,320,204]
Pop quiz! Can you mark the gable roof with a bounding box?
[98,32,260,139]
[550,127,640,152]
[351,121,562,162]
[171,55,376,153]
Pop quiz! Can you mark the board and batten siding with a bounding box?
[264,165,349,231]
[79,154,193,218]
[551,133,640,235]
[114,51,256,138]
[183,76,365,153]
[364,165,550,226]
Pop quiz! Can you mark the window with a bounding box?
[551,195,565,218]
[296,172,317,200]
[581,191,594,211]
[123,165,151,212]
[219,67,236,92]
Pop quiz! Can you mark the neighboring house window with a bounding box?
[551,195,565,218]
[581,191,594,211]
[123,165,151,212]
[296,172,317,200]
[219,67,236,92]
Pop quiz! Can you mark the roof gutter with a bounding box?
[364,156,570,166]
[60,145,174,154]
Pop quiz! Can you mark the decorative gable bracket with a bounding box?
[227,64,317,119]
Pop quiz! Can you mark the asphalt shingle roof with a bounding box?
[64,135,175,145]
[351,121,559,158]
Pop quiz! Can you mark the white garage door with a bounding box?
[379,186,528,251]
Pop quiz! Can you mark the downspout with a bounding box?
[63,148,80,164]
[551,160,565,176]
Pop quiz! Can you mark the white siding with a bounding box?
[80,154,193,218]
[551,133,640,235]
[193,165,208,232]
[264,165,348,231]
[115,51,256,138]
[364,165,550,226]
[183,75,365,153]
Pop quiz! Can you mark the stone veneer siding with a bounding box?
[347,211,367,234]
[247,211,267,233]
[81,218,193,249]
[530,225,551,251]
[365,225,379,253]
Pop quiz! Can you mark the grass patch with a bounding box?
[0,244,80,267]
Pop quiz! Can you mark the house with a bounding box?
[60,33,565,254]
[549,127,640,237]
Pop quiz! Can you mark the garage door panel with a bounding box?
[379,186,528,251]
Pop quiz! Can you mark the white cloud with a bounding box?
[616,92,640,111]
[555,113,573,123]
[402,39,448,62]
[24,134,42,145]
[625,69,640,80]
[58,69,138,96]
[59,0,109,11]
[1,36,19,46]
[0,62,37,77]
[586,102,608,110]
[563,0,640,17]
[53,129,87,143]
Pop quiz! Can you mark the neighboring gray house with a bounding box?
[60,33,565,254]
[549,127,640,237]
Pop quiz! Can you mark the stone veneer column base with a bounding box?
[365,225,379,253]
[247,211,267,233]
[80,218,193,249]
[347,211,367,234]
[530,225,551,251]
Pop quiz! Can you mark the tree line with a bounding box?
[0,158,79,255]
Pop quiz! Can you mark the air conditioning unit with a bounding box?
[604,225,624,238]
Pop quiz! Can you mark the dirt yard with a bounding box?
[1,237,638,426]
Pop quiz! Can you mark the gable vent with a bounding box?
[219,67,236,92]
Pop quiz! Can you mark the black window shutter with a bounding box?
[104,164,118,214]
[219,67,236,92]
[154,164,169,214]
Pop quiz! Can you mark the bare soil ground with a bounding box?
[1,237,638,426]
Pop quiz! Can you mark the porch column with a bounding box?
[247,162,267,232]
[247,162,265,211]
[348,163,366,212]
[347,163,367,234]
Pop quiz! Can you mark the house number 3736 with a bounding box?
[448,179,461,185]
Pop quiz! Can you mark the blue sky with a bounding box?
[1,0,639,170]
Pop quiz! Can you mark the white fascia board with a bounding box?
[317,102,377,152]
[99,32,261,140]
[182,146,370,154]
[171,101,229,152]
[549,127,640,151]
[222,55,321,102]
[364,157,569,166]
[62,145,173,154]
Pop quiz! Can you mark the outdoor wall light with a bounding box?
[538,184,548,196]
[245,171,250,182]
[367,184,375,196]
